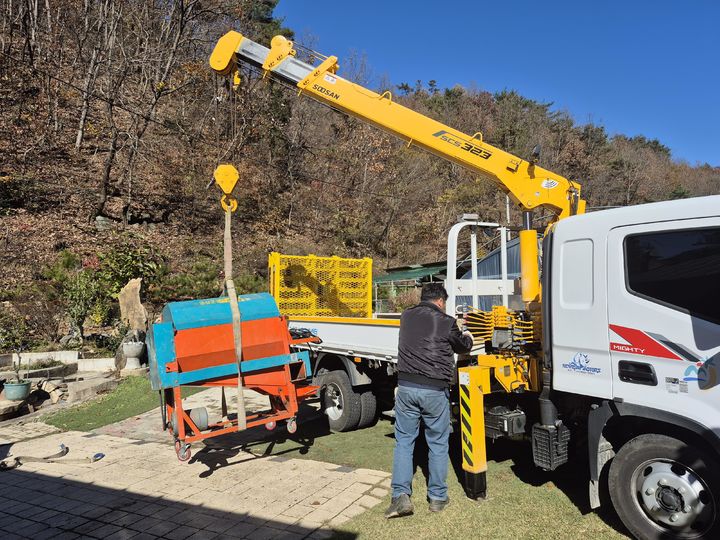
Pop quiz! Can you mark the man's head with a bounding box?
[421,283,449,311]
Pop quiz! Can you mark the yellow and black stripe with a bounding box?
[459,382,475,469]
[457,366,490,499]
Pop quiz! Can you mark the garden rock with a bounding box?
[118,278,147,332]
[59,329,82,348]
[94,215,113,231]
[0,399,23,420]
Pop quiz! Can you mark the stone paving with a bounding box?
[0,421,61,444]
[0,390,390,539]
[96,388,272,443]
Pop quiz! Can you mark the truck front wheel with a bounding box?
[320,370,361,432]
[608,433,718,539]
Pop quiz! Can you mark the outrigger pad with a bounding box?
[464,471,487,500]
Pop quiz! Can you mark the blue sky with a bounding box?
[274,0,719,166]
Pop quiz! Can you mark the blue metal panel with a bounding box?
[298,350,312,378]
[148,322,177,391]
[151,350,311,389]
[161,293,280,331]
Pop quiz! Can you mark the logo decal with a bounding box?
[541,179,559,189]
[562,352,601,374]
[609,325,682,360]
[683,356,719,388]
[323,74,337,84]
[312,84,340,100]
[432,130,492,159]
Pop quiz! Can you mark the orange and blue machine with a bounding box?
[147,292,318,460]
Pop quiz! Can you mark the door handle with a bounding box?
[618,361,657,386]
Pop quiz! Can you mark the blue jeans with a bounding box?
[391,384,450,501]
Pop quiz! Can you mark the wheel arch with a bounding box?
[588,400,720,482]
[314,352,372,387]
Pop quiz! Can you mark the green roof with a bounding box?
[373,263,447,284]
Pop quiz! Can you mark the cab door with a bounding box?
[606,219,720,425]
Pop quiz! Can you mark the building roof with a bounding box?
[373,262,448,284]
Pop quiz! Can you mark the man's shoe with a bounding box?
[428,496,450,513]
[384,493,414,518]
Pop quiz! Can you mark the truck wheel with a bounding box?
[608,433,718,539]
[357,390,378,429]
[321,370,361,432]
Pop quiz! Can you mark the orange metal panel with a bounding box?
[173,317,291,372]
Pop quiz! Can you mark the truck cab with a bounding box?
[549,195,720,538]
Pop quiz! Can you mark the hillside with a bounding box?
[1,0,718,350]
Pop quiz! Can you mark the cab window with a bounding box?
[624,227,720,324]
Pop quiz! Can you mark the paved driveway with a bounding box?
[0,389,390,539]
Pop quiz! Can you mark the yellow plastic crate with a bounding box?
[269,252,372,318]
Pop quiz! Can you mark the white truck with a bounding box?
[293,199,720,540]
[210,30,720,539]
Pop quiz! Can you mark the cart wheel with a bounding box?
[287,418,297,434]
[175,440,191,462]
[265,421,277,431]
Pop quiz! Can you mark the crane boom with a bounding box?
[210,31,586,221]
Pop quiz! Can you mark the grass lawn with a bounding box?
[44,376,201,431]
[245,411,630,540]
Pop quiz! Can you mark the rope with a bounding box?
[223,207,247,431]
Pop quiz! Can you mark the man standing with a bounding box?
[385,283,474,518]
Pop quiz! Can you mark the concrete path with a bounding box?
[0,391,390,539]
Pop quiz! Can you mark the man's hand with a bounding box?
[449,319,474,354]
[456,317,467,332]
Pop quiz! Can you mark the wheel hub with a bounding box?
[635,460,714,534]
[657,486,683,513]
[324,382,344,421]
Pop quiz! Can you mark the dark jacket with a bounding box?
[397,301,473,388]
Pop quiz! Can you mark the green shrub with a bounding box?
[234,272,267,295]
[149,255,266,304]
[88,297,115,326]
[0,308,36,354]
[97,244,165,298]
[41,250,82,284]
[149,257,221,303]
[63,270,99,337]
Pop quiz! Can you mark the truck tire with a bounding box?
[357,390,378,429]
[320,370,361,432]
[608,433,719,540]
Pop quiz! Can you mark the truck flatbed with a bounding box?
[287,316,400,362]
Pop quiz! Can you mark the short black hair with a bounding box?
[421,283,448,302]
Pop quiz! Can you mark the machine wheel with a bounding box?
[608,433,719,539]
[321,370,361,432]
[357,390,378,429]
[287,417,297,434]
[175,441,191,462]
[171,407,209,436]
[265,421,277,431]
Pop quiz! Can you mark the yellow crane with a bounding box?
[210,32,585,308]
[209,29,584,500]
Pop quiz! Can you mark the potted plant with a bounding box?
[4,359,31,401]
[0,308,34,401]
